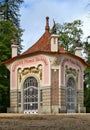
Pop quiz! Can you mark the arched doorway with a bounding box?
[66,77,76,113]
[23,77,38,114]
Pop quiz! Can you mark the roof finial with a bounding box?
[45,16,49,32]
[52,19,57,34]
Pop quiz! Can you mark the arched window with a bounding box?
[23,77,38,114]
[66,77,76,113]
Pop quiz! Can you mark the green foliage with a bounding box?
[83,40,90,112]
[0,20,22,59]
[51,20,83,53]
[0,0,24,112]
[0,20,21,112]
[0,0,24,28]
[0,78,10,112]
[0,0,24,53]
[84,40,90,63]
[84,86,90,112]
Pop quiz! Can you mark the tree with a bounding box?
[0,0,24,28]
[0,20,22,60]
[0,0,24,112]
[0,0,24,53]
[51,20,83,53]
[83,38,90,112]
[0,20,22,112]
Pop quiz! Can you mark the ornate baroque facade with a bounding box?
[4,17,90,114]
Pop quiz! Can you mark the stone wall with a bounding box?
[9,90,18,113]
[40,87,51,114]
[77,90,86,113]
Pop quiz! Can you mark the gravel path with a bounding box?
[0,113,90,130]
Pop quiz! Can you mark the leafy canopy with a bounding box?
[51,20,83,53]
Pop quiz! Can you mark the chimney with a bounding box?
[75,47,82,58]
[11,40,18,58]
[51,34,59,52]
[45,16,50,32]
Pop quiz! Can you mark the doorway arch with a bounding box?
[66,77,76,113]
[23,76,38,114]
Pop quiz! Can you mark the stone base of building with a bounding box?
[51,105,59,114]
[78,106,86,113]
[59,106,66,113]
[39,106,51,114]
[7,106,86,114]
[7,107,18,113]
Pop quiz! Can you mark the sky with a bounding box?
[20,0,90,52]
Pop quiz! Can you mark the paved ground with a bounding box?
[0,113,90,130]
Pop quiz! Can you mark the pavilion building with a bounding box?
[3,17,90,114]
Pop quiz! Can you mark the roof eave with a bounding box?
[3,50,90,67]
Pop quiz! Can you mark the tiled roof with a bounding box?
[23,31,51,54]
[23,31,66,55]
[23,17,66,55]
[3,17,90,67]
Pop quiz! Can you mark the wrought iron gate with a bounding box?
[23,77,38,114]
[66,77,76,113]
